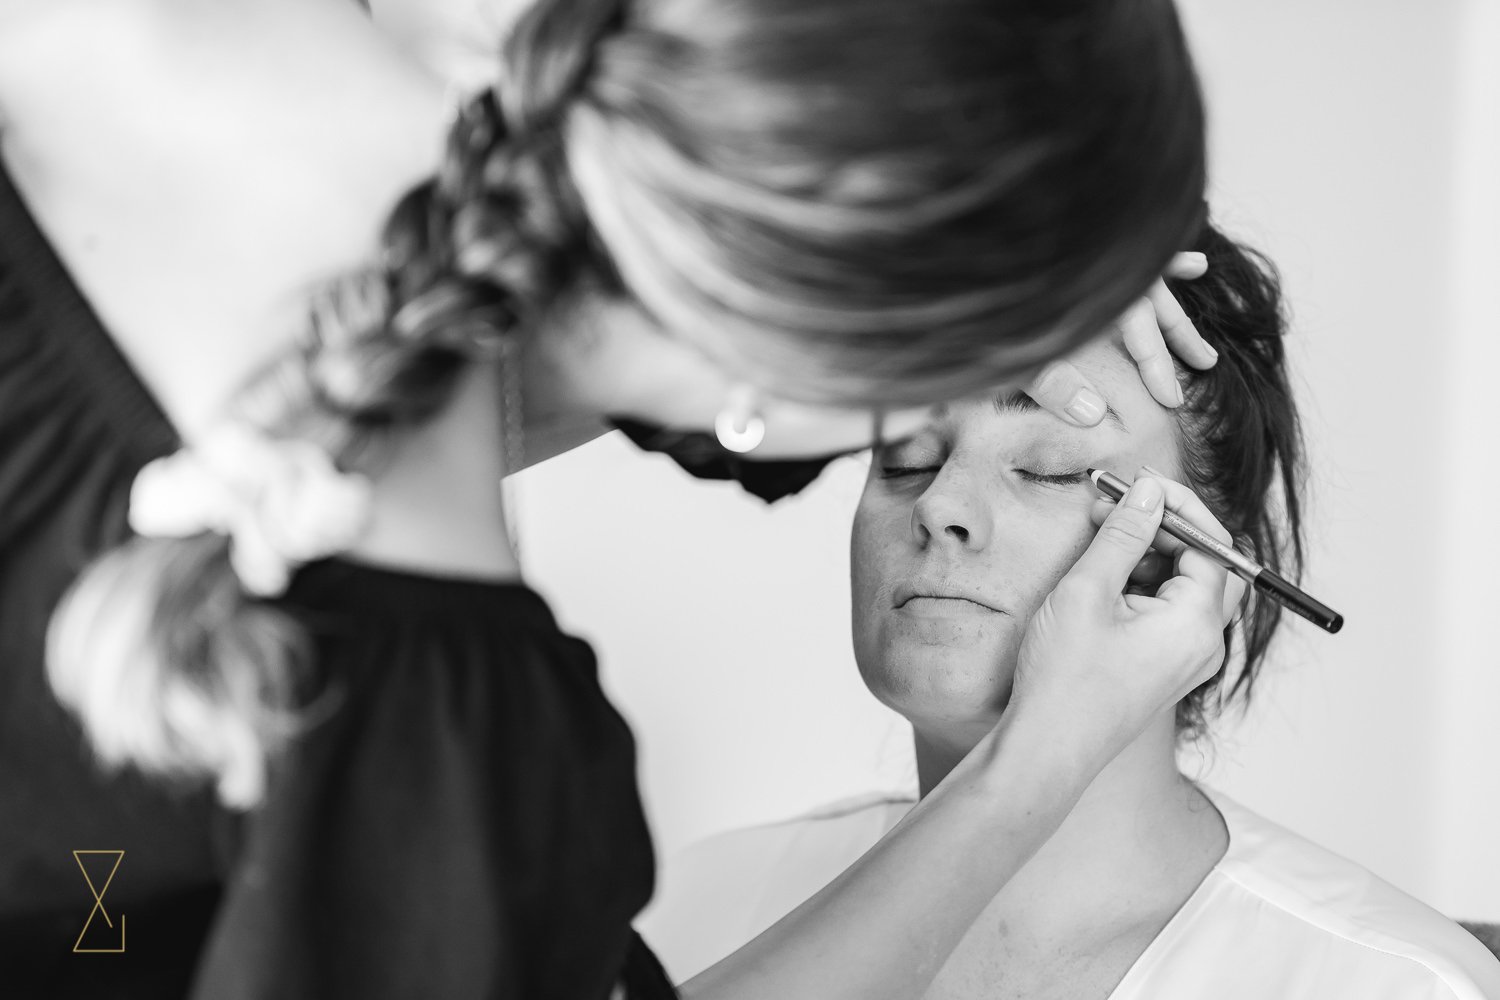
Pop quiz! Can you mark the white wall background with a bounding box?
[509,0,1500,919]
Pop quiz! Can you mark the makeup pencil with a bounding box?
[1087,468,1344,634]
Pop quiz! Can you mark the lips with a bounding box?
[893,580,1004,614]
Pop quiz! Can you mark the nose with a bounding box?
[909,465,990,551]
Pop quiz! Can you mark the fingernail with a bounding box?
[1063,388,1106,426]
[1184,252,1207,268]
[1173,379,1185,406]
[1140,464,1170,480]
[1126,476,1163,511]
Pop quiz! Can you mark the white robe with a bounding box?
[639,787,1500,998]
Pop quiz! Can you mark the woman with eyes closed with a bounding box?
[642,225,1500,999]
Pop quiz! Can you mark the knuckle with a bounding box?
[1121,314,1160,354]
[1049,574,1090,605]
[1194,610,1229,656]
[1132,318,1168,350]
[1051,573,1101,610]
[1125,296,1155,322]
[1099,514,1151,547]
[1028,361,1073,399]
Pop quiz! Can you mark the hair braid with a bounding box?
[294,89,592,434]
[497,0,626,135]
[49,81,607,808]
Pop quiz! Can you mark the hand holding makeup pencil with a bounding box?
[1008,473,1244,769]
[1084,466,1252,625]
[1089,466,1343,633]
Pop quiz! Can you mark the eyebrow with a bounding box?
[992,390,1128,430]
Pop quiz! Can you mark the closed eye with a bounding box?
[1016,470,1088,486]
[880,465,939,480]
[876,439,943,480]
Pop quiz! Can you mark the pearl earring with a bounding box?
[714,391,765,454]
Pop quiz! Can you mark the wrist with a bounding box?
[969,702,1111,803]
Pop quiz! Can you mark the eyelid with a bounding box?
[878,437,943,466]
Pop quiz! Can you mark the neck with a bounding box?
[914,709,1226,938]
[347,360,521,581]
[526,294,732,433]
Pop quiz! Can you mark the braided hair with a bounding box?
[46,26,612,808]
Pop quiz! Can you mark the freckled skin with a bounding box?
[850,338,1183,734]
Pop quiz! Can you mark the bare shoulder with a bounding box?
[0,0,446,431]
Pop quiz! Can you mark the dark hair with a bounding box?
[51,0,1208,805]
[1168,223,1307,739]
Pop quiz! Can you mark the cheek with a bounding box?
[1003,506,1096,619]
[850,499,905,615]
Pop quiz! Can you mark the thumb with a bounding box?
[1026,360,1108,427]
[1064,477,1166,599]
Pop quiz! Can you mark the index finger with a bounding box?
[1100,468,1246,622]
[1063,476,1166,601]
[1149,279,1218,371]
[1119,297,1183,408]
[1138,467,1233,555]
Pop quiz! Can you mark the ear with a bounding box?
[525,290,737,432]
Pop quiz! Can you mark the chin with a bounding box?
[876,607,1012,651]
[858,633,1018,723]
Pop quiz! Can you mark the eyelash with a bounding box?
[879,467,1088,485]
[879,465,937,480]
[1017,470,1088,486]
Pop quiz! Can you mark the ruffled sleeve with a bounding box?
[188,560,662,1000]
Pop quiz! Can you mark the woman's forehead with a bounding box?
[1053,334,1154,402]
[931,339,1170,449]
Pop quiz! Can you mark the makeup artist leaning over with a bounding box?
[4,0,1234,996]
